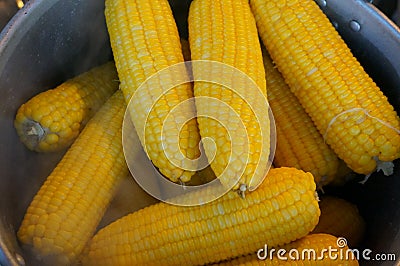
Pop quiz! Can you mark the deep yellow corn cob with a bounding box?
[81,167,320,266]
[14,61,119,152]
[216,233,359,265]
[312,196,366,247]
[105,0,200,183]
[263,51,338,187]
[188,0,271,191]
[250,0,400,176]
[17,90,128,265]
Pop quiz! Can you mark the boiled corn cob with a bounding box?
[312,196,366,247]
[14,61,119,152]
[216,233,359,265]
[81,167,320,266]
[105,0,200,183]
[188,0,271,192]
[17,90,128,265]
[263,51,339,187]
[250,0,400,177]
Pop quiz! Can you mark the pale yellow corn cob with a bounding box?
[81,167,320,266]
[216,233,359,265]
[14,61,119,152]
[188,0,271,192]
[263,51,339,187]
[105,0,200,183]
[250,0,400,176]
[312,196,366,247]
[17,90,128,265]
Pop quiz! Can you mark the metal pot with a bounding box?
[0,0,400,265]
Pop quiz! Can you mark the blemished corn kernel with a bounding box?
[263,50,339,187]
[312,196,366,247]
[105,0,201,183]
[215,233,359,265]
[14,62,119,152]
[188,0,271,191]
[17,90,128,265]
[250,0,400,176]
[81,167,320,266]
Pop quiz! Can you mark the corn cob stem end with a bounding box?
[17,119,46,150]
[237,183,247,198]
[359,157,394,184]
[375,158,394,176]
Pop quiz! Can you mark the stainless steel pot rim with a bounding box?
[0,0,60,75]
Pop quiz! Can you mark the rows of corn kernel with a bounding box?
[13,0,399,265]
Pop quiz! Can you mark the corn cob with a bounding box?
[216,233,359,265]
[263,51,338,187]
[17,90,128,265]
[250,0,400,177]
[312,196,366,247]
[105,0,200,183]
[188,0,271,192]
[81,167,320,266]
[14,61,119,152]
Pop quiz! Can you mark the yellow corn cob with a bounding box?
[105,0,200,183]
[263,51,339,187]
[14,61,119,152]
[81,167,320,266]
[216,233,359,265]
[312,196,366,247]
[250,0,400,177]
[17,90,128,265]
[188,0,271,192]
